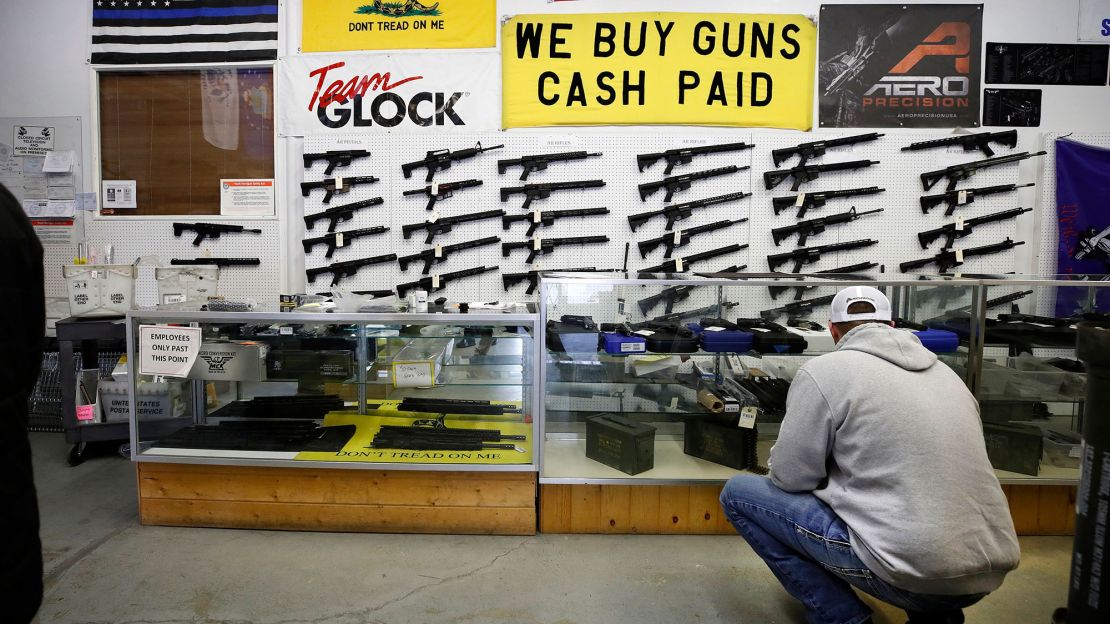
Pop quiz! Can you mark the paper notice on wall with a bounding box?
[45,200,76,218]
[42,150,74,173]
[219,178,274,216]
[12,125,55,156]
[31,219,76,246]
[138,325,202,378]
[22,199,48,218]
[22,175,47,199]
[102,180,136,209]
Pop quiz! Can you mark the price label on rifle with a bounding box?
[434,245,442,258]
[428,211,438,223]
[795,193,806,207]
[669,397,679,409]
[279,326,294,335]
[634,329,655,336]
[955,249,965,263]
[335,177,344,191]
[335,232,344,247]
[431,274,440,289]
[532,209,541,223]
[957,190,968,205]
[738,406,759,429]
[955,218,965,232]
[674,258,684,272]
[532,238,542,250]
[673,230,683,245]
[431,182,439,195]
[705,326,726,332]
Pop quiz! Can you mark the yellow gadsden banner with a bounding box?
[503,12,816,129]
[302,0,496,52]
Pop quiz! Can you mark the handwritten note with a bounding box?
[393,362,434,388]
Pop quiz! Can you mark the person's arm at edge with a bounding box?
[768,368,837,492]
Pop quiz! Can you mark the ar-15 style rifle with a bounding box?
[637,218,747,258]
[772,186,885,218]
[300,175,380,203]
[920,151,1047,192]
[401,209,506,244]
[772,132,884,166]
[302,226,389,258]
[902,130,1017,158]
[397,236,500,274]
[628,191,750,232]
[501,235,610,264]
[639,243,747,274]
[771,208,884,246]
[396,265,498,297]
[402,179,483,211]
[502,207,610,237]
[899,238,1025,273]
[638,165,746,202]
[917,207,1033,250]
[497,151,602,180]
[305,253,397,286]
[170,258,259,268]
[760,294,837,321]
[637,141,753,174]
[764,160,880,192]
[303,197,385,232]
[302,149,371,175]
[768,261,880,300]
[500,179,606,211]
[172,222,261,246]
[767,239,878,273]
[401,142,503,182]
[920,182,1034,215]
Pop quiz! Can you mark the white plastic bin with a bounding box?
[154,266,220,305]
[63,264,137,317]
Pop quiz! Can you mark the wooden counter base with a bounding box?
[137,462,537,535]
[540,483,1076,536]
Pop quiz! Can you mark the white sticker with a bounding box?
[673,229,683,245]
[1069,446,1081,459]
[432,274,440,289]
[957,190,968,205]
[674,258,684,272]
[431,182,439,195]
[705,326,726,332]
[428,211,438,223]
[669,397,679,409]
[795,193,806,207]
[954,272,963,279]
[335,177,344,190]
[434,245,442,258]
[161,294,186,305]
[724,403,740,413]
[955,248,965,263]
[335,232,345,247]
[634,329,656,336]
[955,218,965,232]
[533,238,542,250]
[279,326,294,335]
[750,327,770,333]
[619,342,646,353]
[532,209,542,223]
[738,406,759,429]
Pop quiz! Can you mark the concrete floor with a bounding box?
[31,432,1071,624]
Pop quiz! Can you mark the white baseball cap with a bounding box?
[830,286,892,323]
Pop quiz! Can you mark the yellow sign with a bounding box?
[295,412,534,465]
[302,0,496,52]
[503,12,816,129]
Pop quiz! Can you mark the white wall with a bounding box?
[1,0,1107,296]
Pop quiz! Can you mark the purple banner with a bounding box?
[1055,138,1110,315]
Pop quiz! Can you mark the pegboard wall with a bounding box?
[298,129,1040,321]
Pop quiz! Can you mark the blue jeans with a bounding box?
[720,474,985,624]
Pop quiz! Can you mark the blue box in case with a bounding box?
[601,332,647,354]
[912,328,960,353]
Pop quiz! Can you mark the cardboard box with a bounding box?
[188,341,268,382]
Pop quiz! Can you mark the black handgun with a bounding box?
[300,175,380,203]
[302,226,389,258]
[302,149,371,175]
[500,179,606,211]
[172,222,261,246]
[502,207,610,237]
[401,209,505,245]
[638,165,746,202]
[303,197,384,232]
[305,253,397,286]
[401,142,504,182]
[397,236,500,275]
[497,151,602,180]
[402,179,483,211]
[637,141,753,174]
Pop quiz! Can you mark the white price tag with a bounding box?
[955,218,965,232]
[634,329,655,336]
[724,403,740,413]
[532,209,542,223]
[1069,445,1081,459]
[674,258,684,272]
[955,248,965,263]
[705,326,726,332]
[954,272,963,279]
[673,229,683,245]
[335,177,345,190]
[738,406,759,429]
[620,341,645,353]
[279,326,294,335]
[434,245,442,258]
[957,190,968,205]
[431,182,439,195]
[431,274,440,289]
[533,238,542,250]
[750,327,770,333]
[428,211,438,223]
[335,232,344,247]
[795,193,806,207]
[669,397,679,409]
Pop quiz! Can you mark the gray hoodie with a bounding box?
[769,323,1020,596]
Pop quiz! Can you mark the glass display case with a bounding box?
[538,272,983,484]
[125,309,539,471]
[969,276,1110,484]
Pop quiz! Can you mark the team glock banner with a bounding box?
[1055,138,1110,315]
[818,4,983,128]
[301,0,495,52]
[277,51,499,136]
[502,13,816,130]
